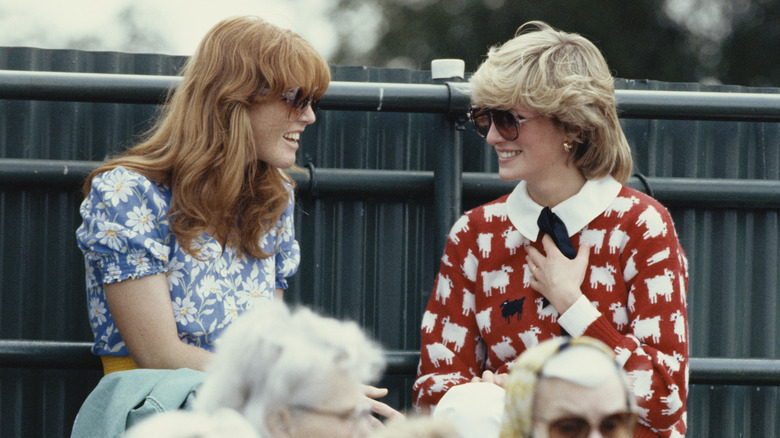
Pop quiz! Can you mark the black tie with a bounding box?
[536,207,577,259]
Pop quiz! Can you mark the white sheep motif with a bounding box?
[671,310,686,343]
[427,342,455,368]
[483,203,507,222]
[481,265,513,296]
[491,336,517,363]
[647,247,670,266]
[461,289,475,316]
[608,302,628,330]
[421,310,437,334]
[449,215,470,244]
[477,233,493,258]
[589,263,617,291]
[645,269,675,304]
[659,350,685,375]
[435,274,453,305]
[476,308,492,334]
[428,372,463,395]
[605,196,639,218]
[661,384,683,416]
[462,249,478,282]
[518,326,542,348]
[628,291,636,313]
[608,225,629,254]
[441,317,468,353]
[637,206,668,239]
[502,227,525,255]
[580,228,606,254]
[631,315,661,343]
[535,297,559,323]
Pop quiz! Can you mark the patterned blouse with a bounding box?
[76,166,300,356]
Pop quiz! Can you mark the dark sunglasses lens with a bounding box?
[286,89,305,120]
[549,418,588,438]
[491,109,519,141]
[470,108,491,137]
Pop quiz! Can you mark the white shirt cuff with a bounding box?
[558,295,601,337]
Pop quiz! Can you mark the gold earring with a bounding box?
[563,141,572,152]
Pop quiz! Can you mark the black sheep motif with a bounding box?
[500,297,525,324]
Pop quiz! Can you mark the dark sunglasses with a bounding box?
[280,87,320,121]
[469,107,541,141]
[544,412,637,438]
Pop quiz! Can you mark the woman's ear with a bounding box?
[266,408,294,437]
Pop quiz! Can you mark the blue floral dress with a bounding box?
[76,166,300,356]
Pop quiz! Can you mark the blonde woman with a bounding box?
[415,21,688,438]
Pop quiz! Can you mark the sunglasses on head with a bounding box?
[469,107,542,141]
[544,411,637,438]
[279,87,320,121]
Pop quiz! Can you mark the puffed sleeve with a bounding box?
[413,212,485,411]
[76,167,172,283]
[273,183,300,289]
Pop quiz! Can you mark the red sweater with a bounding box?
[414,179,688,437]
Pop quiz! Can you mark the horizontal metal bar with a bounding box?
[296,166,431,199]
[0,340,100,370]
[689,357,780,386]
[389,352,780,386]
[647,177,780,209]
[0,158,95,187]
[2,70,780,121]
[0,69,467,113]
[0,70,176,104]
[2,340,779,387]
[616,89,780,122]
[1,159,779,209]
[321,81,471,113]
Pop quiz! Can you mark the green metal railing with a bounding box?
[3,70,780,121]
[2,69,780,387]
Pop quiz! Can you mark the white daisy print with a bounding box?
[89,297,107,326]
[98,170,138,206]
[96,222,124,251]
[172,296,197,324]
[126,204,156,234]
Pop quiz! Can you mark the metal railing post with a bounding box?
[431,60,467,263]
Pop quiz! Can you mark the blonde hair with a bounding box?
[83,16,331,258]
[499,337,635,438]
[470,21,632,184]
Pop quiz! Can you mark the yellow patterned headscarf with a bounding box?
[498,336,622,438]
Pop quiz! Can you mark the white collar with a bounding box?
[506,176,622,240]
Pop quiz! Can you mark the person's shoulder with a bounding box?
[464,194,511,220]
[88,166,170,210]
[94,166,143,181]
[614,185,672,215]
[445,195,511,245]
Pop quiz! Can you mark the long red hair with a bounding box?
[83,16,331,258]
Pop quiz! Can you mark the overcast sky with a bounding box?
[0,0,348,59]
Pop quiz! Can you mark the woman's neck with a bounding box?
[525,171,587,208]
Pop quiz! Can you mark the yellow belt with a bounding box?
[100,355,139,375]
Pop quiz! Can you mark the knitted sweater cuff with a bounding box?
[582,313,626,350]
